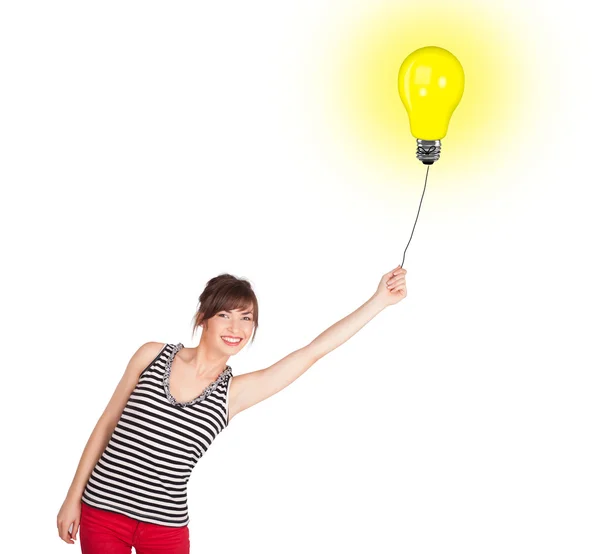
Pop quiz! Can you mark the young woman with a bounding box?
[57,265,408,553]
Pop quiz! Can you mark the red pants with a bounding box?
[80,501,190,554]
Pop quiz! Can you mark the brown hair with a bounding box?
[190,273,259,344]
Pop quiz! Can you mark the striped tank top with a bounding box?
[82,342,233,527]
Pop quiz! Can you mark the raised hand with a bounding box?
[373,266,408,307]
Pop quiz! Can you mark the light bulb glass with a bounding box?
[398,46,465,163]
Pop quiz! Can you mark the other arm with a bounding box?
[56,341,165,544]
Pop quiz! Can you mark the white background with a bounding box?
[1,1,598,553]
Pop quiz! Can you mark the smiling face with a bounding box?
[202,306,255,354]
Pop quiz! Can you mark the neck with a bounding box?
[180,337,229,379]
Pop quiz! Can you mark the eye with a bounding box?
[219,313,252,321]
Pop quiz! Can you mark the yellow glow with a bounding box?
[398,46,465,140]
[308,1,552,181]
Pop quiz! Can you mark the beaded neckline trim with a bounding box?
[163,342,232,407]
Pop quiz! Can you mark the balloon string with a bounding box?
[400,164,430,269]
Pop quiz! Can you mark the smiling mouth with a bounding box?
[221,337,242,345]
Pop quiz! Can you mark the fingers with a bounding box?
[386,272,407,289]
[383,266,407,299]
[389,275,407,293]
[58,521,72,543]
[58,520,75,544]
[72,519,80,541]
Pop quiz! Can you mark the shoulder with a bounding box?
[138,341,169,358]
[127,342,169,372]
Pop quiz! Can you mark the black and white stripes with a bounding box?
[82,343,232,527]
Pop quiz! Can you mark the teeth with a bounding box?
[222,337,241,343]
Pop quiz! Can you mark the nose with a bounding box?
[227,322,242,337]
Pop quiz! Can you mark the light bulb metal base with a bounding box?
[416,139,441,165]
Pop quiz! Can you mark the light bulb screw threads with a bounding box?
[416,139,441,165]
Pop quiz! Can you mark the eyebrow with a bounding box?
[224,309,254,315]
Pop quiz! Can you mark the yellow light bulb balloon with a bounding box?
[398,46,465,164]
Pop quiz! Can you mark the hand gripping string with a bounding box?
[400,164,430,269]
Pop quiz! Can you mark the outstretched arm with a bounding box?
[308,293,387,360]
[227,266,407,421]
